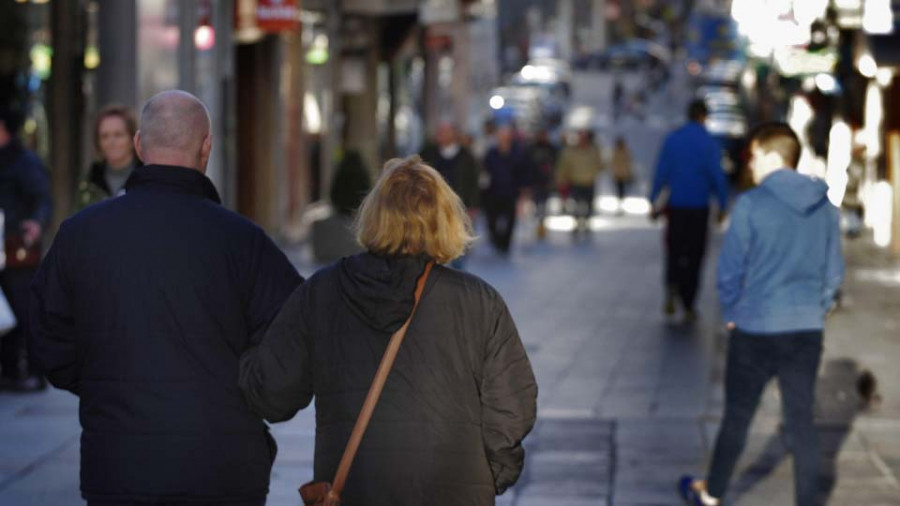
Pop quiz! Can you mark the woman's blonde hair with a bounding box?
[354,155,475,264]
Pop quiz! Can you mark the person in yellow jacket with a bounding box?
[556,130,604,235]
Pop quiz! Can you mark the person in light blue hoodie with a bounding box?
[678,123,844,506]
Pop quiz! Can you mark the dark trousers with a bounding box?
[615,180,627,201]
[664,207,709,311]
[708,329,823,506]
[485,196,517,254]
[1,267,38,379]
[569,184,595,221]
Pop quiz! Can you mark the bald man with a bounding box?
[29,90,302,505]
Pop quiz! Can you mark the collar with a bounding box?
[124,164,221,204]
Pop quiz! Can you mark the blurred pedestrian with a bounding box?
[30,90,302,505]
[556,130,604,236]
[75,104,142,211]
[239,156,537,505]
[612,79,624,120]
[650,99,729,321]
[0,104,51,392]
[610,136,634,214]
[420,122,480,266]
[482,126,531,255]
[526,128,558,239]
[679,123,844,506]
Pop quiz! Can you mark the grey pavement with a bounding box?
[3,216,899,505]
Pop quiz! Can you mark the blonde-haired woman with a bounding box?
[239,156,537,506]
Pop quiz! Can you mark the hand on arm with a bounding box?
[239,286,314,422]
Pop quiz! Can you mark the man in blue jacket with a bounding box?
[650,99,729,321]
[678,123,844,506]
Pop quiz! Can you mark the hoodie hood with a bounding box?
[760,169,829,214]
[337,252,431,334]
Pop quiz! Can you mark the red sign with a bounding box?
[257,0,298,32]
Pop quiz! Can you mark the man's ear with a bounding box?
[134,131,144,162]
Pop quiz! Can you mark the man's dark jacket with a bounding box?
[239,253,537,505]
[29,165,302,503]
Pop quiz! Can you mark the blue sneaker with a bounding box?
[677,475,703,506]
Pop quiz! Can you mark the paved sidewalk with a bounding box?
[1,215,899,505]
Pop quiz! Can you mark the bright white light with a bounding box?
[489,95,505,110]
[815,73,837,93]
[544,216,577,232]
[741,68,757,91]
[521,65,537,80]
[858,53,878,78]
[826,121,852,206]
[876,68,894,87]
[304,92,322,134]
[788,96,813,145]
[872,181,893,247]
[621,197,652,215]
[597,196,619,213]
[795,0,829,26]
[864,82,883,158]
[194,25,215,51]
[863,0,894,34]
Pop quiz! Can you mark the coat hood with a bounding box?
[760,169,829,214]
[337,252,430,334]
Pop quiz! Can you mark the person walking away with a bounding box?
[649,99,729,321]
[556,129,604,237]
[0,105,51,392]
[678,123,844,506]
[420,122,481,266]
[30,90,302,505]
[75,105,142,211]
[239,156,537,506]
[610,136,634,215]
[526,128,558,239]
[482,126,531,255]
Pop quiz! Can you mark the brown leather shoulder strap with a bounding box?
[330,261,434,497]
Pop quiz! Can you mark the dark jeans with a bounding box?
[485,196,517,254]
[569,184,595,221]
[664,207,709,311]
[707,328,823,506]
[1,267,38,379]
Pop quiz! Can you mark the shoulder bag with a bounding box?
[299,261,434,506]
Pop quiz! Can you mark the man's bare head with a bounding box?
[135,90,212,172]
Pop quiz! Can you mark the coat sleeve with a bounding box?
[239,285,314,422]
[28,223,78,394]
[717,196,752,323]
[244,230,304,345]
[480,294,537,495]
[822,205,845,310]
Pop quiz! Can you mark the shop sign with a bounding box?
[257,0,298,32]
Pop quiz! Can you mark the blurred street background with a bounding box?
[2,0,900,504]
